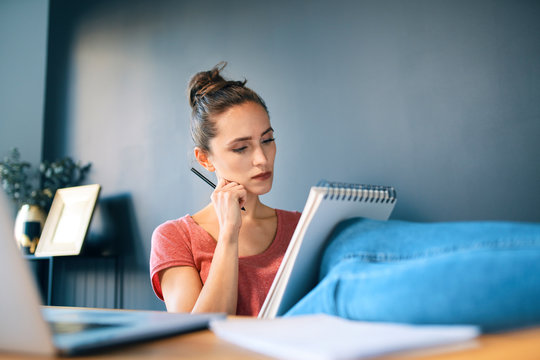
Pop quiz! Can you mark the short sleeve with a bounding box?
[149,219,197,301]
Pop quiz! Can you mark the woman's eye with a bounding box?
[232,138,274,153]
[232,146,247,153]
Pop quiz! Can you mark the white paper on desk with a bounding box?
[210,314,479,360]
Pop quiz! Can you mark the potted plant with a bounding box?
[0,148,91,253]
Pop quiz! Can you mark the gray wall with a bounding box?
[43,0,540,310]
[0,0,49,214]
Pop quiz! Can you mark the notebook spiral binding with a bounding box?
[316,180,396,204]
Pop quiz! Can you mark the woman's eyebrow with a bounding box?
[261,127,274,136]
[227,127,274,145]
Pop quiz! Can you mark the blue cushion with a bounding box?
[285,218,540,332]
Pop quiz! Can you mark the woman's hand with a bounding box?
[211,176,247,234]
[162,176,245,316]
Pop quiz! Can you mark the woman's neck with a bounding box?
[240,193,273,221]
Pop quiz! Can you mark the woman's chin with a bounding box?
[246,181,273,195]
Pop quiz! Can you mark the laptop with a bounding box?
[0,191,225,356]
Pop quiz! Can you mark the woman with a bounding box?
[150,64,540,330]
[150,63,301,316]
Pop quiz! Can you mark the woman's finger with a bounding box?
[215,175,230,189]
[233,187,247,208]
[216,182,239,193]
[238,194,247,210]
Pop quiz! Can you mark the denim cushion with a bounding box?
[285,218,540,332]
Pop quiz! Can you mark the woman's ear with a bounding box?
[194,147,215,172]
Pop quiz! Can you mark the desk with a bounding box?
[1,324,539,359]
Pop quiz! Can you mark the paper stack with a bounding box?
[210,314,479,360]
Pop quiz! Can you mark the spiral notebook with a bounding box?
[259,180,397,319]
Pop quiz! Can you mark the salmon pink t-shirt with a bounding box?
[150,209,301,316]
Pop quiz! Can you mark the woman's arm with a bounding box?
[159,266,203,312]
[160,228,239,314]
[160,177,246,315]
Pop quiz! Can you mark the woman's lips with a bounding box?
[252,171,272,180]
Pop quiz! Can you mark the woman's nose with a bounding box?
[252,145,268,166]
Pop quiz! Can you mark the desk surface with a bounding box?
[1,324,540,359]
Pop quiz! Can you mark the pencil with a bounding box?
[190,167,216,188]
[190,167,246,211]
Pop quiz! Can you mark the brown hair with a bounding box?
[187,62,269,153]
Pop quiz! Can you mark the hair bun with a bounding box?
[188,62,227,108]
[187,62,246,108]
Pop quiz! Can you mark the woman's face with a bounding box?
[207,101,276,195]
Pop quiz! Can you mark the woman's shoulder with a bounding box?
[276,208,302,226]
[152,214,194,242]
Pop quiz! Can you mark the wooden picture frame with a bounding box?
[35,184,101,257]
